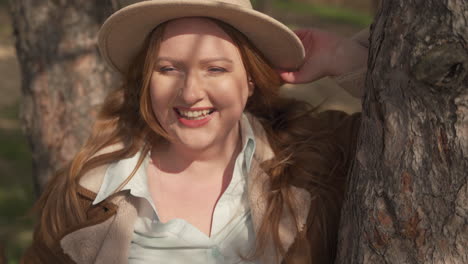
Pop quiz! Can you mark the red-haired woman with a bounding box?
[23,0,368,263]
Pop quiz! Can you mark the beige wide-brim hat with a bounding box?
[98,0,305,74]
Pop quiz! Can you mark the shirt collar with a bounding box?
[240,113,256,173]
[92,113,256,205]
[92,150,151,205]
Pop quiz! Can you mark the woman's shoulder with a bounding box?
[78,142,125,194]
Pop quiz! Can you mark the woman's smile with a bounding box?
[174,107,217,128]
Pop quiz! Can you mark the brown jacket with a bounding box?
[22,110,360,264]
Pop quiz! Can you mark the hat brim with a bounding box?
[98,0,305,73]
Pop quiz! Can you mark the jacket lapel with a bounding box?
[93,194,139,263]
[60,144,139,264]
[59,214,115,263]
[60,192,138,263]
[247,115,312,262]
[60,193,139,264]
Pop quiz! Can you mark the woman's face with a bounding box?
[150,18,253,151]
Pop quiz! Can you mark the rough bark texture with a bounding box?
[336,0,467,263]
[9,0,137,195]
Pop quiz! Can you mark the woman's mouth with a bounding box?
[174,107,216,127]
[175,108,215,120]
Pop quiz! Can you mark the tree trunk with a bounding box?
[336,0,467,263]
[9,0,136,195]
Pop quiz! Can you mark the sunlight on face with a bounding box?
[150,17,253,151]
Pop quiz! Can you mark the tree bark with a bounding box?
[9,0,135,195]
[336,0,468,263]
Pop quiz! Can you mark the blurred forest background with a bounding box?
[0,0,376,263]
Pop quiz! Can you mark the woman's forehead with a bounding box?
[162,17,233,41]
[158,17,241,59]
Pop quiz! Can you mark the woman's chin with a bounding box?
[173,138,216,152]
[162,114,240,154]
[166,129,216,150]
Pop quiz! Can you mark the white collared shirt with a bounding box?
[93,114,258,263]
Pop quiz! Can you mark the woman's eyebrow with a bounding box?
[155,57,181,64]
[199,58,233,64]
[155,57,233,65]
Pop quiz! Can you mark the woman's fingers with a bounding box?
[277,67,322,84]
[280,28,368,84]
[278,70,299,83]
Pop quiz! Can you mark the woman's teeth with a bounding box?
[178,109,212,120]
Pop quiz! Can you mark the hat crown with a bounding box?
[207,0,253,8]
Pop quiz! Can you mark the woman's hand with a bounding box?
[279,28,369,84]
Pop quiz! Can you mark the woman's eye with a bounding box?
[208,67,227,73]
[159,66,177,73]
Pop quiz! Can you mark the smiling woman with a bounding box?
[22,1,368,264]
[149,18,251,154]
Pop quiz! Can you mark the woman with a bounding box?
[23,0,368,263]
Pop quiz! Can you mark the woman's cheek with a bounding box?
[150,80,175,123]
[151,76,181,102]
[212,78,249,107]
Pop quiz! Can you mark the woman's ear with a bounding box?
[248,76,254,96]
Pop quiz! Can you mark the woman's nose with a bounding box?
[180,71,205,104]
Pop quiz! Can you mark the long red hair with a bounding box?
[27,18,345,264]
